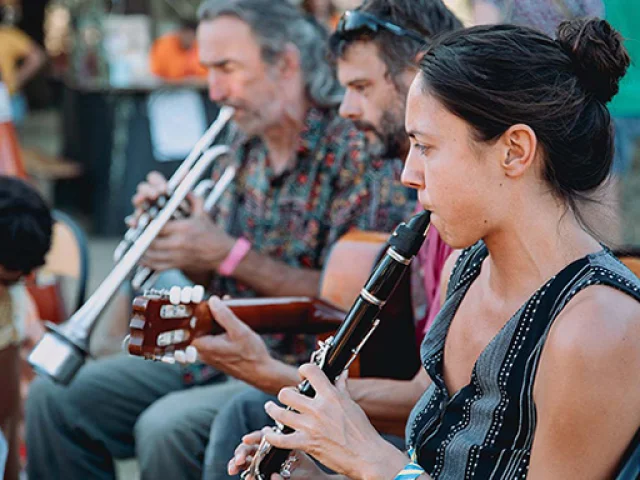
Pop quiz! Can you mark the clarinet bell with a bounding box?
[27,322,90,386]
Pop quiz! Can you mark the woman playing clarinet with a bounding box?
[233,17,640,480]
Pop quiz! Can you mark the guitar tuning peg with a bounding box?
[169,286,182,305]
[121,335,131,354]
[192,285,205,303]
[174,350,186,364]
[185,346,198,364]
[180,286,193,304]
[160,354,176,365]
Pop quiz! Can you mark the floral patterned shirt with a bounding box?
[183,107,414,384]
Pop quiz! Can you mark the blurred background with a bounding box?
[1,0,638,478]
[4,0,638,242]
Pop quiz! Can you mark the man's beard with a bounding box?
[354,109,407,159]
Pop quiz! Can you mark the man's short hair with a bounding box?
[328,0,462,78]
[0,176,52,273]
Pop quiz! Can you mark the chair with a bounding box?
[613,249,640,480]
[26,210,89,323]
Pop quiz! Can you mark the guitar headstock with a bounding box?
[128,286,211,363]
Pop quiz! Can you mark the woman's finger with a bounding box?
[242,429,264,445]
[336,369,349,395]
[263,428,305,451]
[298,363,334,396]
[277,387,314,414]
[264,402,307,431]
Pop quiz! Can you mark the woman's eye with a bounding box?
[414,144,430,155]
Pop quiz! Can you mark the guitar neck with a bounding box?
[194,296,346,336]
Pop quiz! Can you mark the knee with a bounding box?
[26,377,65,428]
[134,401,191,455]
[212,388,274,441]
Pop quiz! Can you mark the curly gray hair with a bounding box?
[198,0,343,107]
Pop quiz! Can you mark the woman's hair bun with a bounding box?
[556,17,630,103]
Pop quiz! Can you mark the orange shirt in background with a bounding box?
[149,34,207,80]
[0,26,34,95]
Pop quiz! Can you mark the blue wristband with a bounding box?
[393,461,426,480]
[394,448,425,480]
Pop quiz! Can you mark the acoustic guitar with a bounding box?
[127,230,421,380]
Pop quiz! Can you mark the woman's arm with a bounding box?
[528,286,640,479]
[264,365,434,480]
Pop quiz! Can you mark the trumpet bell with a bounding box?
[28,322,89,385]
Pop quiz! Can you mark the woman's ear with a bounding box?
[500,124,538,178]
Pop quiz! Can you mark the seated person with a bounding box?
[233,18,640,480]
[197,1,462,477]
[24,2,413,479]
[149,18,207,81]
[0,175,52,479]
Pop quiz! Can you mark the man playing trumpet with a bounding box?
[25,2,414,479]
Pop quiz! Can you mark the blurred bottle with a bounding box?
[0,80,26,177]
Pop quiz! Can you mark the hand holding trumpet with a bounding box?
[129,171,236,274]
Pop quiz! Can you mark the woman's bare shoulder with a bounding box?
[540,285,640,396]
[550,285,640,356]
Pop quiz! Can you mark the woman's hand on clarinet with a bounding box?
[229,428,331,479]
[263,364,410,480]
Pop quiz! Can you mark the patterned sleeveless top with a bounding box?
[406,242,640,479]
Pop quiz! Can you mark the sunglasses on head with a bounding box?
[336,10,426,44]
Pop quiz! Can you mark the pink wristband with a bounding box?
[218,237,252,276]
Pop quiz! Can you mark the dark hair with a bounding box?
[0,176,53,273]
[418,18,630,210]
[328,0,462,79]
[179,18,199,31]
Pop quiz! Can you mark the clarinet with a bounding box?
[243,210,431,479]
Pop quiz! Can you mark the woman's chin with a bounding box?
[432,216,479,250]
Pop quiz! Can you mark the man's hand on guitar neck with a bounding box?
[189,296,301,394]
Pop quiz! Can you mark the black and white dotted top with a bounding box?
[406,242,640,479]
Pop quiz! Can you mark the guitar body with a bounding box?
[129,230,420,381]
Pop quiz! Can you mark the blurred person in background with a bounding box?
[471,0,603,36]
[605,0,640,245]
[0,4,46,125]
[149,18,207,81]
[300,0,341,30]
[0,175,52,480]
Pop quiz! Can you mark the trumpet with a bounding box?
[28,107,235,385]
[114,106,235,263]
